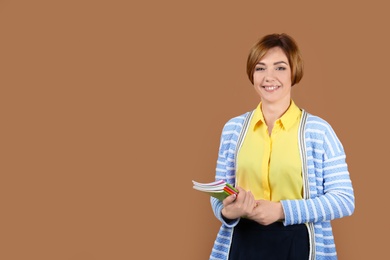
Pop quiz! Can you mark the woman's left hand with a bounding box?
[247,200,285,226]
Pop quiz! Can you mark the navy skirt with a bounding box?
[229,218,309,260]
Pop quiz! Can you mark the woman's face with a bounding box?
[253,47,292,105]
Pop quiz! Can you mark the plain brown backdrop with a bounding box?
[1,0,388,259]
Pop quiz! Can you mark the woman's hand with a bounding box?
[221,187,256,220]
[247,200,285,225]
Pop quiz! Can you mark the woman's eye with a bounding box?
[276,67,286,71]
[255,67,265,71]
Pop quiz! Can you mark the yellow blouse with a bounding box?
[236,100,303,201]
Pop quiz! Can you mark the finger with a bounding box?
[223,193,237,206]
[241,191,255,213]
[234,187,247,203]
[245,191,255,207]
[255,199,266,207]
[236,186,246,194]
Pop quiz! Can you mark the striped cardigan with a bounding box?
[209,109,355,260]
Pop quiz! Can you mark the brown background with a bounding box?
[0,0,388,259]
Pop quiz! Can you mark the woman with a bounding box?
[209,33,355,260]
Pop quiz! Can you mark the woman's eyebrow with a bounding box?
[274,61,288,65]
[256,61,289,65]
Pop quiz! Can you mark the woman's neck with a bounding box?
[261,99,291,133]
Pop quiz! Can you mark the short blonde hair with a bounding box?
[246,33,304,86]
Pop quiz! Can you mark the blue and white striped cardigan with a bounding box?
[210,109,355,260]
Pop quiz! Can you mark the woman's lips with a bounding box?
[262,85,280,91]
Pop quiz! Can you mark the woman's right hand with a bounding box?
[221,187,256,220]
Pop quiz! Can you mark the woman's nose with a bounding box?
[265,76,275,83]
[264,70,276,82]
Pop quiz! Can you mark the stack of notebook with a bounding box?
[192,180,238,201]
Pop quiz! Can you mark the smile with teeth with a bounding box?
[263,85,280,91]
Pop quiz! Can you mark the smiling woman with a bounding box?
[252,47,293,132]
[207,33,355,260]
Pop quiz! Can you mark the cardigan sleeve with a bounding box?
[281,118,355,225]
[210,119,240,227]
